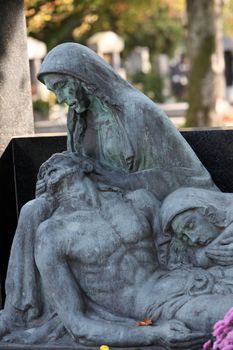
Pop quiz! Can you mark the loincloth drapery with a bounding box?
[142,266,233,322]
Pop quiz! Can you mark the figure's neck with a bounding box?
[57,193,94,209]
[55,175,100,209]
[88,95,110,115]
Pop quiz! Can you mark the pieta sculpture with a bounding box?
[0,43,233,350]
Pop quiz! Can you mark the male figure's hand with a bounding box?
[156,320,208,349]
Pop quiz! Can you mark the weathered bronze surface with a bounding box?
[1,43,231,350]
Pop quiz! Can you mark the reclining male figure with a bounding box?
[0,152,224,349]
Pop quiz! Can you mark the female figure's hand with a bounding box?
[205,228,233,265]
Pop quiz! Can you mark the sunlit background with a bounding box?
[24,0,233,132]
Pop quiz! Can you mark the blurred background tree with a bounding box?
[185,0,226,127]
[24,0,185,55]
[25,0,233,128]
[223,0,233,38]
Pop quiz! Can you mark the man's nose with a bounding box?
[56,90,66,104]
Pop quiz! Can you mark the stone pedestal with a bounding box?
[0,0,34,156]
[0,343,164,349]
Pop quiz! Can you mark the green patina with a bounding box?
[88,95,131,171]
[58,78,131,172]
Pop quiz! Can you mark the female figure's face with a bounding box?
[43,74,90,113]
[171,209,219,247]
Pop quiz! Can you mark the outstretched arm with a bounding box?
[75,316,206,349]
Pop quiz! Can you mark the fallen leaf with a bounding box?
[136,318,153,326]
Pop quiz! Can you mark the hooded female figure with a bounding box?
[160,187,233,269]
[38,43,217,200]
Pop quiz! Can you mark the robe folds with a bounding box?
[38,42,218,201]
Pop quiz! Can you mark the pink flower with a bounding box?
[203,339,212,349]
[225,307,233,320]
[214,320,226,331]
[222,345,233,350]
[205,307,233,350]
[213,324,226,337]
[225,329,233,342]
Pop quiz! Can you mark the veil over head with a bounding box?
[160,187,233,234]
[38,42,132,107]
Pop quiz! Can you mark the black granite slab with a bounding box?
[0,141,16,304]
[182,128,233,192]
[0,135,66,303]
[10,135,67,213]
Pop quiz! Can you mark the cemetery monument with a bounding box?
[0,43,232,350]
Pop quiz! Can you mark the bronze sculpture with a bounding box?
[0,43,231,350]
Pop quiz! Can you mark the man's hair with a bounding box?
[38,152,94,193]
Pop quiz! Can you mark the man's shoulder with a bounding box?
[126,189,160,210]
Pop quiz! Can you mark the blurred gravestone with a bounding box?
[0,0,34,307]
[87,31,126,78]
[0,0,34,156]
[125,46,151,75]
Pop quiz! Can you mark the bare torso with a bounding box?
[37,189,160,319]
